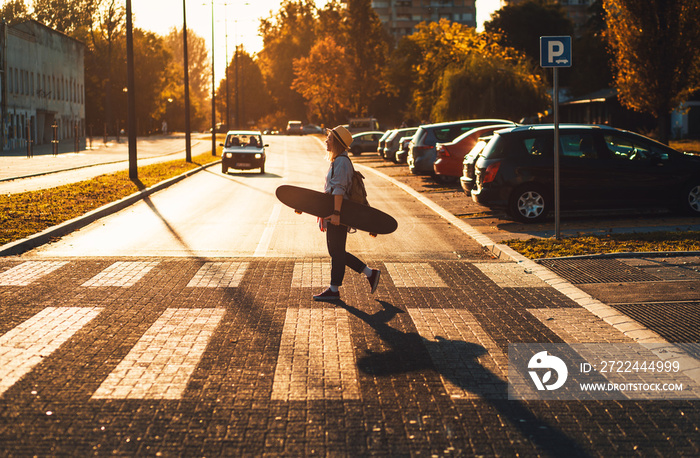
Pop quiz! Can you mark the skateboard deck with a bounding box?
[275,185,398,235]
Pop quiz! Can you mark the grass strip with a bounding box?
[504,231,700,259]
[0,152,219,246]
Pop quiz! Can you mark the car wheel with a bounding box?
[509,184,549,223]
[222,165,228,174]
[682,180,700,215]
[351,147,361,156]
[260,163,265,174]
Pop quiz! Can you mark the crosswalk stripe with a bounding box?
[291,261,330,288]
[473,262,548,288]
[408,308,508,399]
[0,261,69,286]
[0,307,103,396]
[81,261,159,287]
[384,263,447,288]
[272,308,360,401]
[92,308,226,400]
[187,262,250,288]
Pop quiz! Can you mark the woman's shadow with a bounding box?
[337,300,587,457]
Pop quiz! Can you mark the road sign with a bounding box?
[540,36,572,68]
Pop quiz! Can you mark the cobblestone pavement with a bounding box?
[0,257,699,456]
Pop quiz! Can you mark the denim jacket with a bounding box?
[324,153,353,197]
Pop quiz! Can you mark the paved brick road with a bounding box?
[0,257,698,456]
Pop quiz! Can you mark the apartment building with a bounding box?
[1,20,85,152]
[371,0,477,40]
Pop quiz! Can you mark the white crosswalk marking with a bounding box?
[408,308,508,399]
[272,308,360,401]
[81,261,159,287]
[473,262,548,288]
[187,262,249,288]
[91,308,226,400]
[0,307,103,396]
[0,261,69,286]
[291,261,330,288]
[384,263,447,288]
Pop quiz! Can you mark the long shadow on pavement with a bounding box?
[337,300,589,457]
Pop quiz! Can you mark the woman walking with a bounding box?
[313,125,381,302]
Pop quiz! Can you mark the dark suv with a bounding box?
[471,124,700,222]
[407,119,512,175]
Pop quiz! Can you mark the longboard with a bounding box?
[275,185,398,236]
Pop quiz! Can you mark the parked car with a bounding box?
[302,124,324,135]
[286,120,303,135]
[396,136,413,164]
[220,130,267,174]
[407,119,512,175]
[434,123,515,183]
[459,138,491,196]
[470,124,700,222]
[383,127,418,162]
[350,131,384,156]
[377,130,394,156]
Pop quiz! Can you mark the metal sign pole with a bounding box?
[553,67,560,240]
[540,35,570,241]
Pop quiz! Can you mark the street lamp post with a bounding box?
[183,0,192,162]
[211,0,216,156]
[126,0,137,179]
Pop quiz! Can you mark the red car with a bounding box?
[433,123,515,183]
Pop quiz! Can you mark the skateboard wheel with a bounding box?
[370,233,377,237]
[294,210,302,214]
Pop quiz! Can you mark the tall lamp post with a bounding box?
[126,0,137,179]
[211,0,216,156]
[183,0,192,162]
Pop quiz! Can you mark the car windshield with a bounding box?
[225,134,262,148]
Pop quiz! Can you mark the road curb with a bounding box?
[358,163,700,384]
[0,160,221,257]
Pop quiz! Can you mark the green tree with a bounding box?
[218,47,270,129]
[567,0,612,97]
[84,0,125,136]
[292,36,353,125]
[339,0,389,117]
[164,27,211,131]
[32,0,95,35]
[433,53,549,122]
[484,0,574,65]
[258,0,318,125]
[0,0,30,25]
[603,0,700,143]
[389,20,549,123]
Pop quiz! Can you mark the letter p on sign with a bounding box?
[540,36,571,68]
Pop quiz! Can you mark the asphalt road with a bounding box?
[31,135,487,261]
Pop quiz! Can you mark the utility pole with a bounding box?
[183,0,192,162]
[211,0,216,156]
[126,0,137,179]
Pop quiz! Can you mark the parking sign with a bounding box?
[540,36,572,68]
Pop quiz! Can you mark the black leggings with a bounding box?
[326,223,366,286]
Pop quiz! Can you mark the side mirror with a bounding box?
[264,144,269,147]
[219,143,224,147]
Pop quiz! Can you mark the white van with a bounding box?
[347,117,379,134]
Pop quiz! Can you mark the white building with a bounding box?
[1,20,85,152]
